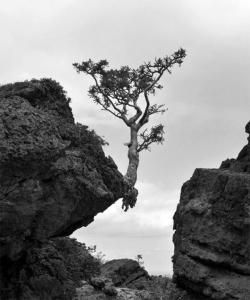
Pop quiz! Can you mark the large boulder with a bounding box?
[0,79,125,299]
[173,121,250,300]
[0,79,124,261]
[101,259,150,289]
[0,237,101,300]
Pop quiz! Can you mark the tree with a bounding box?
[135,254,144,267]
[73,48,186,211]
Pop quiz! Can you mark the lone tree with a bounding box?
[73,48,186,211]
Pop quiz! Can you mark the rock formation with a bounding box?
[173,121,250,300]
[101,259,150,289]
[75,280,151,300]
[0,237,101,299]
[0,79,125,299]
[74,259,152,300]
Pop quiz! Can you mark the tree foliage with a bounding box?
[73,48,186,210]
[73,48,185,128]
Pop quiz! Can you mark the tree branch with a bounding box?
[90,74,130,126]
[138,91,150,128]
[137,125,164,152]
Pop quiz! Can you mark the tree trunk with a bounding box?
[122,125,139,211]
[124,125,139,186]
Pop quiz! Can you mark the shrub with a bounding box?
[1,237,102,300]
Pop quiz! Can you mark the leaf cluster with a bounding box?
[137,124,164,152]
[73,48,186,129]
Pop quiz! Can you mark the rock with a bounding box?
[101,259,150,289]
[0,79,125,299]
[83,264,152,299]
[220,121,250,173]
[0,79,124,261]
[102,283,118,296]
[74,281,102,300]
[75,283,151,300]
[89,276,117,296]
[90,276,112,290]
[0,237,101,300]
[173,121,250,300]
[116,288,151,300]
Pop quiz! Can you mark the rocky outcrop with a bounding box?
[173,121,250,300]
[101,259,150,289]
[74,258,152,300]
[72,259,152,300]
[75,280,151,300]
[0,79,125,299]
[0,237,101,300]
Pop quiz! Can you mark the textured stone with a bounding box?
[0,79,125,262]
[90,276,111,290]
[75,273,151,299]
[173,121,250,300]
[101,259,150,289]
[75,283,151,300]
[0,79,125,299]
[0,237,101,300]
[102,283,117,296]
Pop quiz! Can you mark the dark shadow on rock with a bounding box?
[173,121,250,300]
[0,79,125,299]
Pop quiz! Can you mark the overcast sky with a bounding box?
[1,0,250,275]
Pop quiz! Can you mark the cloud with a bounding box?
[72,181,178,274]
[73,181,180,238]
[72,180,179,275]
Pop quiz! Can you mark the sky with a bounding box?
[1,0,250,275]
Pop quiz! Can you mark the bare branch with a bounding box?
[90,74,127,120]
[137,124,164,152]
[148,104,166,116]
[127,104,142,125]
[98,103,125,120]
[137,91,150,128]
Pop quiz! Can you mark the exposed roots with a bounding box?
[122,186,138,212]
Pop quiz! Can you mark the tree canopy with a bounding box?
[73,48,186,210]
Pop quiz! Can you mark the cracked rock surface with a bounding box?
[173,121,250,300]
[0,79,124,260]
[101,259,150,289]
